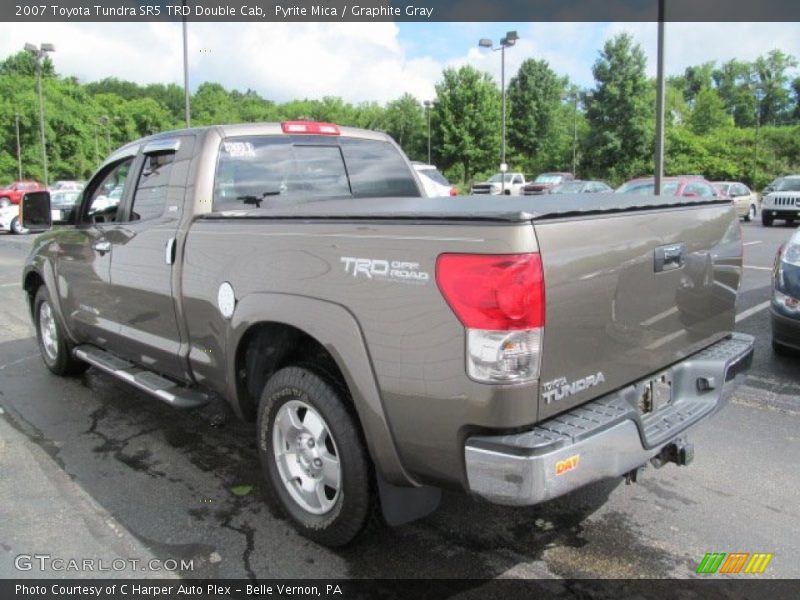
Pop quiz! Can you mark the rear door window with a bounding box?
[129,152,175,221]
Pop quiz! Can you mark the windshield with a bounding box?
[775,178,800,192]
[616,181,680,195]
[418,169,449,186]
[487,173,513,183]
[552,181,584,193]
[534,174,563,184]
[51,191,81,206]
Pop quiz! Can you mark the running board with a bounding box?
[73,345,210,409]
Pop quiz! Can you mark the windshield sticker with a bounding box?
[222,142,256,158]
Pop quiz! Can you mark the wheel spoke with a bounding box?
[302,409,326,444]
[320,452,340,490]
[276,405,304,442]
[315,481,331,510]
[297,478,322,510]
[280,453,304,481]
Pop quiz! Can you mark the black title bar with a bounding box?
[5,0,800,22]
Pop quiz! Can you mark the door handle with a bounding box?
[93,240,111,254]
[165,237,176,265]
[654,243,686,273]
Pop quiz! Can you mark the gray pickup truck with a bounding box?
[20,121,754,547]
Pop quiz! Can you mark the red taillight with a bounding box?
[449,186,458,196]
[436,253,545,330]
[281,121,340,135]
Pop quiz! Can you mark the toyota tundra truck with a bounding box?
[20,121,754,547]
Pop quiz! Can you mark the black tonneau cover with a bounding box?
[202,194,731,223]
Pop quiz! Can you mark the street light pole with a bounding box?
[572,91,579,176]
[479,31,518,195]
[15,113,22,180]
[93,121,99,164]
[424,100,432,164]
[25,42,55,188]
[654,0,666,196]
[753,86,763,188]
[501,43,506,194]
[182,0,191,128]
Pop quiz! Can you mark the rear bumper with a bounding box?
[464,332,754,506]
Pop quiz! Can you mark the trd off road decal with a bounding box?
[341,257,430,284]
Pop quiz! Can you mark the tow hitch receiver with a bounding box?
[651,438,694,469]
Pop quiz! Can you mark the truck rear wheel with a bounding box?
[257,366,375,547]
[762,212,773,227]
[34,287,88,376]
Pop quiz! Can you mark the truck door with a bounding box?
[101,137,192,381]
[54,156,136,348]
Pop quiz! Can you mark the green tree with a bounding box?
[583,33,652,181]
[0,51,55,77]
[713,59,756,127]
[688,87,733,134]
[753,50,798,125]
[506,59,568,173]
[383,93,425,159]
[681,62,716,105]
[793,76,800,122]
[432,65,501,183]
[191,82,240,124]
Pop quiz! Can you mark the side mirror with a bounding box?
[20,191,52,232]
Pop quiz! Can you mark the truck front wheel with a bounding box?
[34,287,88,376]
[257,366,376,547]
[10,217,28,235]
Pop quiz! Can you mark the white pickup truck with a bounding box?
[471,172,527,196]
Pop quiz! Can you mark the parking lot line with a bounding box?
[0,283,18,287]
[743,241,763,246]
[743,265,772,271]
[735,301,771,323]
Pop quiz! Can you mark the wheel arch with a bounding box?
[226,292,417,487]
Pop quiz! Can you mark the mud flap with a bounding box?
[377,473,441,526]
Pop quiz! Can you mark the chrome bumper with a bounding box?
[465,332,754,506]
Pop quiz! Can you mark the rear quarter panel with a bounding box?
[181,218,542,488]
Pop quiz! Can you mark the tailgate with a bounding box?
[534,204,741,420]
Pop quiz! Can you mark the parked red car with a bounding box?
[616,176,720,198]
[0,180,45,207]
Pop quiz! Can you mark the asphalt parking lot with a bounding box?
[0,219,798,581]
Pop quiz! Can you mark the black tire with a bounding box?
[10,217,28,235]
[257,366,375,547]
[33,287,88,376]
[762,212,773,227]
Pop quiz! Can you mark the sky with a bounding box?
[1,21,799,104]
